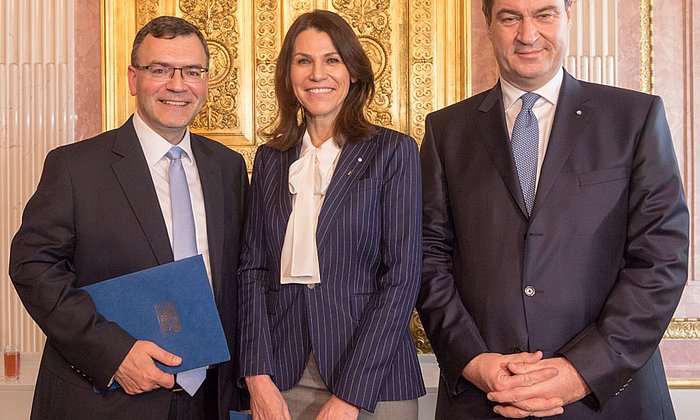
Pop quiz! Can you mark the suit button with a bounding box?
[307,284,316,289]
[524,286,536,297]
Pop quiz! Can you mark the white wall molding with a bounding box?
[1,0,74,352]
[566,0,617,85]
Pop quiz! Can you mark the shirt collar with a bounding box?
[133,110,194,167]
[300,129,341,163]
[500,67,564,112]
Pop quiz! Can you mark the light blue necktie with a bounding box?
[166,146,206,396]
[511,93,540,216]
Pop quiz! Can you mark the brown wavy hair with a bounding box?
[263,10,376,151]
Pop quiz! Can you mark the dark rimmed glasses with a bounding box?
[133,64,209,82]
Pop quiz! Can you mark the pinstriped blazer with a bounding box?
[238,126,426,412]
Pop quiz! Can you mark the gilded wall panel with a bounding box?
[103,0,469,170]
[181,1,242,136]
[137,0,161,28]
[409,0,434,142]
[103,0,468,350]
[332,0,394,128]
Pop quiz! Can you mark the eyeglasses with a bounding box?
[132,64,209,82]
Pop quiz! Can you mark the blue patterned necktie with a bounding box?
[166,146,206,396]
[510,92,540,215]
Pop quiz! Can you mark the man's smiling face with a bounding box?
[128,34,209,144]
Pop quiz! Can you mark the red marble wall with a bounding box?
[74,0,102,140]
[617,0,641,91]
[470,1,499,95]
[654,0,700,383]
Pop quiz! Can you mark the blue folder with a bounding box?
[82,255,230,374]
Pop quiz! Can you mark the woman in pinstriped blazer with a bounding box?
[238,10,425,420]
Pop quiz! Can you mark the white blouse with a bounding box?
[280,131,341,285]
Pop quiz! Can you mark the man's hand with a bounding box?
[113,340,181,395]
[487,357,591,418]
[316,395,360,420]
[462,351,558,394]
[246,375,292,420]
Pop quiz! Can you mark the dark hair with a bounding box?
[264,9,376,151]
[481,0,571,23]
[131,16,210,65]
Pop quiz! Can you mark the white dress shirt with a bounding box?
[133,110,212,285]
[501,67,564,189]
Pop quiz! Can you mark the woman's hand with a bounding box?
[316,395,360,420]
[246,375,292,420]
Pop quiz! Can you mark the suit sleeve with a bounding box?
[9,149,136,392]
[329,136,422,411]
[237,147,277,385]
[417,115,490,396]
[559,96,689,407]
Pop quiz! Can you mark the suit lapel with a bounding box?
[476,85,529,217]
[279,144,299,221]
[316,138,378,246]
[111,118,173,265]
[192,136,225,302]
[532,72,592,218]
[272,144,299,253]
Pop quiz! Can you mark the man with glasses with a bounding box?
[10,16,248,419]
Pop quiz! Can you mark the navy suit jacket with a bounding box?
[238,126,425,412]
[10,118,249,420]
[417,71,689,419]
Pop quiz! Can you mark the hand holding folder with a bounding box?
[82,255,230,376]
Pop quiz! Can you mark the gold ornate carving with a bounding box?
[254,0,279,143]
[179,1,242,134]
[333,0,393,127]
[412,319,700,356]
[639,0,652,94]
[410,309,433,354]
[406,0,433,348]
[291,0,313,20]
[103,0,461,154]
[137,0,160,30]
[235,145,258,171]
[668,379,700,389]
[409,0,434,142]
[664,318,700,339]
[664,319,700,388]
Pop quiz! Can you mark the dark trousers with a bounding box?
[167,367,218,420]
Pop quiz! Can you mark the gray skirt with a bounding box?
[280,354,418,419]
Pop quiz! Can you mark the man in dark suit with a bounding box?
[9,16,248,419]
[417,0,689,419]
